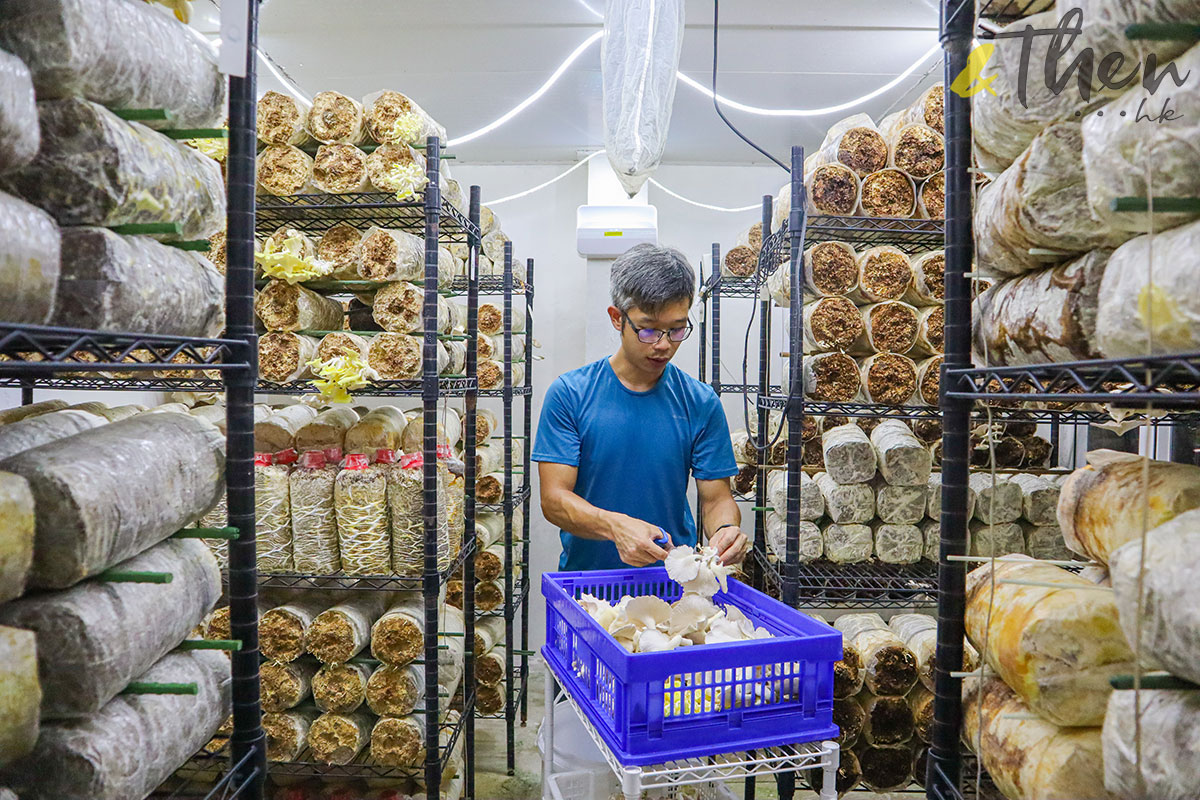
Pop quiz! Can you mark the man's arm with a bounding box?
[539,462,670,567]
[697,477,748,565]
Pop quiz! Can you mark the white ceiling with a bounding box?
[201,0,943,165]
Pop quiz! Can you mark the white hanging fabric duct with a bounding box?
[602,0,686,196]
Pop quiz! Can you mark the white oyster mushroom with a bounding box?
[624,595,673,630]
[664,545,732,598]
[706,616,750,644]
[633,628,691,653]
[667,593,721,636]
[578,593,617,629]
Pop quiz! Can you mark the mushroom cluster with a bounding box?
[576,546,772,654]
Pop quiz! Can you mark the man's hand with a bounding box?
[710,525,749,565]
[607,514,671,567]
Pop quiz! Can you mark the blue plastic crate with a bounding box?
[542,567,841,766]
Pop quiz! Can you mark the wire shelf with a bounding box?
[0,323,240,376]
[946,353,1200,409]
[160,748,259,800]
[545,659,837,794]
[479,384,533,398]
[256,193,478,241]
[256,376,476,397]
[699,275,765,298]
[977,0,1047,25]
[450,277,530,296]
[714,382,782,396]
[253,540,475,592]
[754,395,1169,423]
[755,549,938,608]
[805,214,944,253]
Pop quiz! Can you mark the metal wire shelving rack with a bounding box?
[928,3,1200,799]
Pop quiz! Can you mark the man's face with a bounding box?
[609,299,692,376]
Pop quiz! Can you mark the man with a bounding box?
[533,244,748,571]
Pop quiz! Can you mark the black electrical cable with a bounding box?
[712,0,790,172]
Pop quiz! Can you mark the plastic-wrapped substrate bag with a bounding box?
[0,0,226,128]
[0,49,38,174]
[0,191,59,325]
[602,0,686,196]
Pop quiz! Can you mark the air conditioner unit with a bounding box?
[576,205,658,258]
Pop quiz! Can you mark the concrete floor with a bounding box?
[472,663,925,800]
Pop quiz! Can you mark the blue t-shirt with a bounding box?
[532,357,738,571]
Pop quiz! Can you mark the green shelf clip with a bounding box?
[162,128,228,140]
[438,334,472,341]
[513,649,538,656]
[164,240,212,252]
[1110,672,1200,691]
[98,569,174,584]
[438,631,466,638]
[1110,196,1200,214]
[173,526,240,541]
[1125,22,1200,41]
[123,681,198,695]
[113,108,173,122]
[109,222,183,236]
[177,639,243,652]
[750,506,773,512]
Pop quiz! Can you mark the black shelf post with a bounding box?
[931,1,974,796]
[521,257,534,726]
[502,240,516,775]
[225,1,265,797]
[711,243,722,393]
[422,134,445,797]
[464,185,482,800]
[783,148,806,609]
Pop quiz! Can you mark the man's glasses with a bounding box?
[622,312,694,345]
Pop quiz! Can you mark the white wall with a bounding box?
[451,161,785,645]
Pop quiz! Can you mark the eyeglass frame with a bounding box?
[621,311,694,344]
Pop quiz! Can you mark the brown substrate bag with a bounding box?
[344,407,406,454]
[0,191,60,325]
[721,244,757,278]
[851,246,913,303]
[260,597,331,663]
[312,143,370,194]
[371,596,425,666]
[372,281,448,334]
[307,594,390,664]
[365,663,423,716]
[309,710,373,765]
[833,697,864,748]
[259,333,319,383]
[313,662,372,713]
[317,331,370,364]
[255,405,319,453]
[256,144,314,196]
[477,683,507,715]
[2,650,230,800]
[0,539,217,719]
[1,98,224,239]
[295,407,359,453]
[363,90,445,146]
[802,353,861,401]
[962,677,1114,800]
[255,280,343,332]
[476,580,505,613]
[833,613,919,697]
[807,163,860,215]
[1058,450,1200,564]
[855,742,914,793]
[370,714,426,767]
[263,708,319,762]
[911,306,944,357]
[358,228,424,282]
[307,91,369,145]
[0,413,224,589]
[317,223,363,280]
[965,556,1135,727]
[0,626,39,766]
[257,91,311,145]
[803,296,864,352]
[889,123,944,180]
[903,251,945,306]
[261,660,317,713]
[367,144,428,196]
[804,241,858,297]
[919,171,944,219]
[367,333,423,380]
[858,692,914,747]
[859,353,917,405]
[859,169,915,218]
[915,356,942,406]
[850,301,918,355]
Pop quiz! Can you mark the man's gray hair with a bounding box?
[610,244,696,314]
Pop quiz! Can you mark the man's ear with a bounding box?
[607,306,623,332]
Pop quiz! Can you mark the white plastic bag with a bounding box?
[602,0,686,196]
